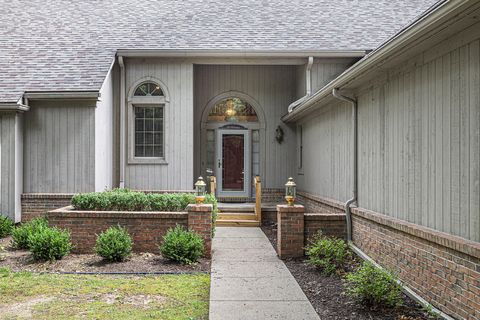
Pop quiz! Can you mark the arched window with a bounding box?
[208,97,258,122]
[134,82,164,96]
[129,80,166,161]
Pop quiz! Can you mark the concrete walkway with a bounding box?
[209,227,320,320]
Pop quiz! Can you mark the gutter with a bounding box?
[0,103,30,112]
[283,0,453,123]
[24,91,100,100]
[116,49,366,58]
[118,56,126,188]
[288,57,314,112]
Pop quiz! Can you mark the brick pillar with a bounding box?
[187,204,212,258]
[277,204,305,259]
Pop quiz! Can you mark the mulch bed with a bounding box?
[0,236,210,274]
[261,224,435,320]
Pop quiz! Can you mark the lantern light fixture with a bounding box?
[195,176,207,204]
[285,177,297,206]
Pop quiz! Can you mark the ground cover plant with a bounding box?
[306,231,351,275]
[11,217,48,249]
[95,226,133,262]
[0,268,210,320]
[0,215,14,238]
[160,226,204,265]
[28,226,72,261]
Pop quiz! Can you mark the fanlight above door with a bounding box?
[208,97,258,122]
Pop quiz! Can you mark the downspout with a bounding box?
[332,88,357,243]
[288,56,314,113]
[331,88,452,320]
[118,56,126,188]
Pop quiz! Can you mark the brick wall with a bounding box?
[21,194,74,222]
[297,191,344,214]
[47,207,189,254]
[187,204,212,258]
[352,207,480,320]
[304,213,346,243]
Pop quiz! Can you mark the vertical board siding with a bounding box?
[124,60,194,190]
[297,101,353,202]
[0,113,15,218]
[193,65,296,189]
[356,39,480,242]
[23,101,95,193]
[311,59,354,93]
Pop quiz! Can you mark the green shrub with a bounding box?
[28,226,72,261]
[345,261,402,308]
[306,232,350,275]
[95,226,133,262]
[160,225,204,264]
[11,217,48,249]
[0,215,14,238]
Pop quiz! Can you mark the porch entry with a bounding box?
[216,129,251,198]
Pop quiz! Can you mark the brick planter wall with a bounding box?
[21,194,74,222]
[352,207,480,320]
[304,213,347,243]
[47,205,212,257]
[277,204,305,259]
[297,191,344,214]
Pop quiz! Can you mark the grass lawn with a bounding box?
[0,268,209,320]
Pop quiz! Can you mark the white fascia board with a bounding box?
[24,91,100,100]
[116,49,367,59]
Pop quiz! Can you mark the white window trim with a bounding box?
[127,96,168,165]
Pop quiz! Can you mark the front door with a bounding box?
[216,129,250,198]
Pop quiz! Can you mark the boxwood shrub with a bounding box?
[306,231,350,275]
[28,226,73,261]
[11,217,48,249]
[0,215,14,238]
[95,226,133,262]
[160,225,204,264]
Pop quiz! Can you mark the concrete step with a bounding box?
[218,213,257,220]
[216,219,261,227]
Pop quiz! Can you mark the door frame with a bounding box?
[216,129,251,198]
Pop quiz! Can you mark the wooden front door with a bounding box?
[216,129,250,198]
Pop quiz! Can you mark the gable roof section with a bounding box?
[0,0,438,103]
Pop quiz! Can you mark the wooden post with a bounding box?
[255,176,262,223]
[210,176,216,196]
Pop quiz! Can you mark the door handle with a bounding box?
[218,159,221,168]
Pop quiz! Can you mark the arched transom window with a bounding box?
[208,97,258,122]
[134,81,164,96]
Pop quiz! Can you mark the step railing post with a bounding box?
[255,176,261,224]
[210,176,216,196]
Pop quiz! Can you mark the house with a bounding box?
[0,0,479,318]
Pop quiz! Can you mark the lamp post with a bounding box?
[285,177,297,206]
[195,176,206,204]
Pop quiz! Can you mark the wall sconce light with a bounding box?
[195,176,206,204]
[276,125,284,144]
[285,177,296,206]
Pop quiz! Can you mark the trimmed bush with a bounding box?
[95,226,133,262]
[345,261,402,308]
[160,225,204,264]
[306,231,350,275]
[0,215,14,238]
[28,226,72,261]
[11,217,48,249]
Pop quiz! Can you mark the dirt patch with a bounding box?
[261,224,436,320]
[0,296,54,318]
[0,236,210,273]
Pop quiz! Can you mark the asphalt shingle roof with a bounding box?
[0,0,438,103]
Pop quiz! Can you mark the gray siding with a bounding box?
[0,113,16,219]
[124,60,194,190]
[310,59,354,93]
[296,102,353,202]
[298,27,480,242]
[95,66,114,191]
[23,100,96,193]
[194,65,296,189]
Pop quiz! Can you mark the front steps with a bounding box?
[217,203,260,227]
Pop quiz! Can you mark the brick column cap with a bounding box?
[186,203,213,212]
[277,204,305,213]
